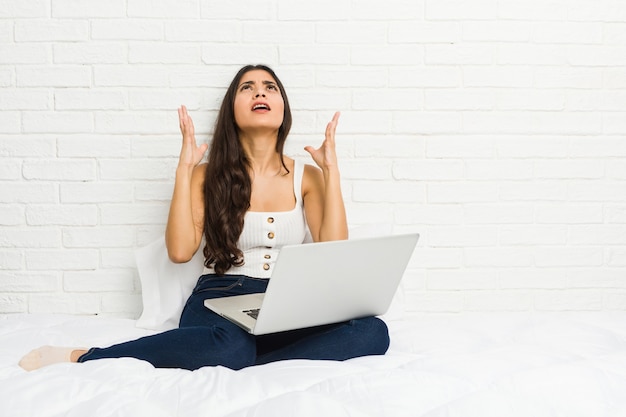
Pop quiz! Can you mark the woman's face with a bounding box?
[233,69,285,135]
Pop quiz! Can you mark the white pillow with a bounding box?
[134,224,403,331]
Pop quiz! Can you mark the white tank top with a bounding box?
[202,160,308,278]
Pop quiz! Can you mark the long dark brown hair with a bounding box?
[203,64,292,274]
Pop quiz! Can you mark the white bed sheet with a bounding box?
[2,312,626,417]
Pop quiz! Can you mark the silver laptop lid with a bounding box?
[252,233,419,335]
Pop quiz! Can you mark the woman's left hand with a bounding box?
[305,112,340,172]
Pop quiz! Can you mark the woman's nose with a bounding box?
[255,91,266,98]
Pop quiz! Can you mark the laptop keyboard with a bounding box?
[243,309,259,319]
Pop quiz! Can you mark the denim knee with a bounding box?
[352,316,390,356]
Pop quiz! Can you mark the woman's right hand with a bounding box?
[178,105,208,169]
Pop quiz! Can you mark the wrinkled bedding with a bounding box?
[2,312,626,417]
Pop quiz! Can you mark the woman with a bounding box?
[19,64,390,371]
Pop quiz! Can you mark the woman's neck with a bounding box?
[239,131,283,176]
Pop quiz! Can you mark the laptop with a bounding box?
[204,233,419,335]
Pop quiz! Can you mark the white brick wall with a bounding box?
[1,0,626,317]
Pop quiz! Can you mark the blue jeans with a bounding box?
[78,275,390,370]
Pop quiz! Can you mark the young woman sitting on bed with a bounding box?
[19,64,390,371]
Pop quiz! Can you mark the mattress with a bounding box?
[2,312,626,416]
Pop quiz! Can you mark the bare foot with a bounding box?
[18,346,86,371]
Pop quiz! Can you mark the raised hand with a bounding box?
[177,105,208,169]
[304,112,340,172]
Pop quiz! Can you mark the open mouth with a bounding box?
[252,102,270,111]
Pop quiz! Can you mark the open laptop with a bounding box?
[204,233,419,335]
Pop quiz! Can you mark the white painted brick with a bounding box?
[390,67,461,88]
[0,68,13,87]
[25,249,99,270]
[607,160,626,179]
[0,228,61,248]
[289,90,351,111]
[0,205,25,226]
[317,22,387,45]
[394,159,464,181]
[498,0,567,21]
[22,111,94,134]
[465,247,533,267]
[464,204,534,224]
[100,203,169,225]
[57,135,131,157]
[0,183,57,203]
[565,90,602,111]
[499,269,570,289]
[569,225,626,246]
[426,136,494,158]
[424,89,494,111]
[604,112,626,134]
[497,136,569,158]
[95,111,175,134]
[535,247,604,267]
[607,247,626,267]
[101,294,142,315]
[606,205,626,224]
[0,272,59,292]
[395,204,464,225]
[604,68,626,88]
[0,159,20,180]
[569,46,626,66]
[130,42,200,65]
[0,44,48,65]
[92,19,164,41]
[0,22,11,42]
[426,44,494,65]
[129,89,213,110]
[569,268,626,289]
[568,0,626,22]
[500,225,568,246]
[428,182,499,203]
[55,89,127,111]
[411,248,463,268]
[127,0,198,18]
[17,66,91,87]
[23,159,96,181]
[463,66,533,88]
[0,136,56,157]
[15,20,88,42]
[26,204,98,226]
[466,291,533,311]
[389,21,460,43]
[351,0,423,20]
[426,0,498,20]
[203,44,278,66]
[0,89,50,110]
[134,182,175,202]
[280,46,349,66]
[0,0,48,18]
[353,181,425,203]
[130,136,180,158]
[535,159,604,179]
[60,182,133,204]
[465,160,533,180]
[52,0,125,18]
[167,18,241,41]
[427,270,497,290]
[500,181,568,201]
[241,22,312,44]
[352,45,424,66]
[569,182,626,202]
[0,296,27,313]
[427,226,499,247]
[100,248,137,268]
[495,89,564,111]
[63,227,135,248]
[534,290,603,311]
[0,112,20,133]
[404,291,464,313]
[344,203,394,225]
[64,270,135,292]
[99,159,175,180]
[28,293,102,314]
[532,22,603,44]
[463,21,531,42]
[605,292,626,310]
[0,250,24,270]
[335,112,392,134]
[534,67,602,89]
[94,65,170,87]
[278,0,350,20]
[341,160,392,180]
[394,111,461,134]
